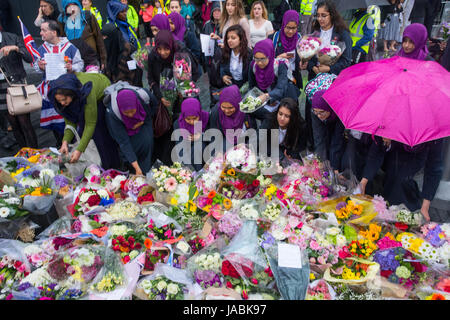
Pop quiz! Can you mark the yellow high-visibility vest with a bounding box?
[89,7,103,30]
[350,13,371,54]
[300,0,315,16]
[368,5,381,38]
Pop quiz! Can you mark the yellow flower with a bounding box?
[71,265,83,282]
[186,200,197,213]
[385,232,396,241]
[28,155,40,163]
[170,197,178,206]
[203,205,212,213]
[408,237,423,253]
[310,273,316,280]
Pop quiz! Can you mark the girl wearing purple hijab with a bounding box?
[310,90,345,172]
[397,23,432,61]
[168,12,186,41]
[209,85,257,148]
[168,11,202,61]
[268,10,303,96]
[173,98,210,170]
[105,88,158,175]
[150,14,171,37]
[249,39,300,120]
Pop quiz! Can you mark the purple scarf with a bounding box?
[169,12,186,42]
[280,10,300,52]
[150,14,171,31]
[397,23,429,61]
[312,90,336,121]
[252,39,276,91]
[218,85,245,135]
[178,98,209,135]
[116,90,147,136]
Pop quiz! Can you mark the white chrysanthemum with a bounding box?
[4,197,20,205]
[439,243,450,260]
[326,227,340,236]
[0,207,10,218]
[39,169,55,180]
[20,177,40,188]
[79,191,95,203]
[72,248,95,266]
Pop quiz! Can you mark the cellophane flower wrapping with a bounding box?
[317,42,345,66]
[173,52,200,98]
[131,47,149,70]
[0,239,32,299]
[36,216,74,240]
[186,238,226,290]
[160,68,177,115]
[306,279,336,300]
[43,245,104,295]
[262,239,310,300]
[0,157,33,182]
[296,36,322,62]
[89,247,128,296]
[136,263,196,300]
[239,87,265,113]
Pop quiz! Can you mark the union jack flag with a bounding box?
[17,16,41,63]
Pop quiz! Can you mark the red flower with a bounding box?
[242,290,248,300]
[206,198,213,205]
[14,261,23,269]
[235,182,245,190]
[252,180,260,187]
[128,236,135,244]
[87,194,101,207]
[135,243,142,250]
[112,239,117,245]
[222,261,240,279]
[380,270,393,278]
[226,281,233,289]
[123,255,130,263]
[251,278,258,285]
[113,245,120,251]
[411,262,427,273]
[395,222,409,232]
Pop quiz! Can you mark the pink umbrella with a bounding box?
[322,56,450,147]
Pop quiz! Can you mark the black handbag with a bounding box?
[153,102,172,138]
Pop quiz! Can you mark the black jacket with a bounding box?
[0,32,32,83]
[220,48,253,88]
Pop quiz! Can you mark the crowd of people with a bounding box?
[0,0,449,223]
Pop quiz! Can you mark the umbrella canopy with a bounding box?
[333,0,390,12]
[322,56,450,147]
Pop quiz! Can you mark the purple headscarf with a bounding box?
[178,98,210,135]
[280,10,300,52]
[116,90,147,136]
[218,85,245,135]
[312,90,336,121]
[397,23,429,61]
[150,14,171,31]
[169,12,186,42]
[252,39,276,91]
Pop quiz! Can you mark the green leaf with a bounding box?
[188,183,197,201]
[343,225,358,242]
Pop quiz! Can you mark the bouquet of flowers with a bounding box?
[101,169,128,194]
[224,144,258,175]
[338,239,378,260]
[132,47,149,70]
[374,247,429,292]
[160,71,177,114]
[196,190,232,219]
[218,212,243,238]
[23,244,53,269]
[441,22,450,41]
[307,232,340,272]
[46,246,104,291]
[394,206,423,227]
[296,36,322,63]
[173,53,200,98]
[142,247,171,274]
[19,167,58,214]
[306,279,335,300]
[317,43,344,66]
[0,198,28,221]
[324,257,379,284]
[69,187,115,217]
[421,223,449,249]
[139,275,185,300]
[187,242,223,289]
[90,248,126,293]
[82,164,105,186]
[136,264,194,300]
[239,87,265,113]
[12,282,83,300]
[150,162,192,195]
[111,226,145,264]
[106,200,141,221]
[147,219,181,242]
[123,175,149,198]
[0,253,30,299]
[396,232,442,262]
[0,157,32,181]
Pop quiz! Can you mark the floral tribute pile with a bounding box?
[0,145,448,301]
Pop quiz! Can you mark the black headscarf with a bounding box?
[101,23,126,78]
[41,0,61,22]
[48,73,93,124]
